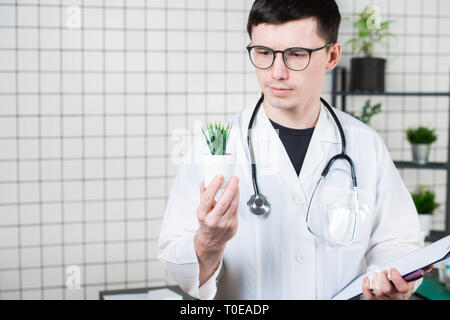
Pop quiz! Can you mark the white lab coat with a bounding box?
[158,95,424,300]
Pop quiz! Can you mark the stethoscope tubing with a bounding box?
[246,93,358,213]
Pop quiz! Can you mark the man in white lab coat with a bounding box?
[158,0,426,300]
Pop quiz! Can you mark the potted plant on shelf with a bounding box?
[406,126,438,165]
[345,5,395,92]
[411,185,439,237]
[202,121,234,190]
[347,99,382,126]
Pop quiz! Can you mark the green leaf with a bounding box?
[411,185,439,214]
[347,99,382,125]
[345,5,396,57]
[202,128,215,155]
[201,121,233,156]
[407,126,438,144]
[208,123,215,143]
[222,129,228,154]
[214,130,223,155]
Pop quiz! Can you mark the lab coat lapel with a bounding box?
[298,101,341,185]
[261,110,303,194]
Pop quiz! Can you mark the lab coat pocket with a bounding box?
[320,186,375,245]
[326,187,375,293]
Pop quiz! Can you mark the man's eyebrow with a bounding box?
[249,44,309,48]
[248,45,278,48]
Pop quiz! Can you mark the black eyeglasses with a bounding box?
[246,43,334,71]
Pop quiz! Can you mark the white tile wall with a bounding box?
[0,0,449,300]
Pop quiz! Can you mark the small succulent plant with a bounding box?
[201,121,232,155]
[407,126,438,145]
[411,185,439,215]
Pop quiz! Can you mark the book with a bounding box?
[332,235,450,300]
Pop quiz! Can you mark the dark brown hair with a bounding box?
[247,0,341,46]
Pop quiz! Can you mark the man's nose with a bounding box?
[270,52,289,80]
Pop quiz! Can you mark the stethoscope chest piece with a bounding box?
[247,193,271,216]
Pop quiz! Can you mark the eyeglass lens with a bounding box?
[249,47,310,70]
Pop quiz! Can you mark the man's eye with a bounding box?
[288,51,307,58]
[256,50,271,56]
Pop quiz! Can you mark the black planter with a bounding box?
[349,57,386,92]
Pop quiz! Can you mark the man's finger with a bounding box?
[210,176,239,218]
[223,189,240,220]
[390,268,410,293]
[198,175,223,215]
[379,270,393,295]
[371,272,384,297]
[362,277,374,300]
[200,180,205,193]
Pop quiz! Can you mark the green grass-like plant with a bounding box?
[406,126,438,144]
[345,5,396,57]
[201,121,232,155]
[348,99,382,125]
[411,185,439,215]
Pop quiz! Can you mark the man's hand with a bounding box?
[196,175,240,252]
[362,266,433,300]
[194,175,240,287]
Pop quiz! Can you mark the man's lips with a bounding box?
[271,87,290,90]
[268,86,293,96]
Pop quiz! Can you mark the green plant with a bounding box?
[348,99,382,125]
[345,5,396,57]
[411,185,439,214]
[201,121,232,155]
[406,126,438,144]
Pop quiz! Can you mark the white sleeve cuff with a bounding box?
[159,233,223,300]
[198,257,223,299]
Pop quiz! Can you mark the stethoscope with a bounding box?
[246,93,358,221]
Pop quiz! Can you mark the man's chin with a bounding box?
[265,95,296,110]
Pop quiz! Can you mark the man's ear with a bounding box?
[325,42,342,71]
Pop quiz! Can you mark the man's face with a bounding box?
[249,18,341,111]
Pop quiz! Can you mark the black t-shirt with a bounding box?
[269,119,315,177]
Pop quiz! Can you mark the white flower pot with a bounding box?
[411,143,431,165]
[418,214,432,237]
[202,153,235,190]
